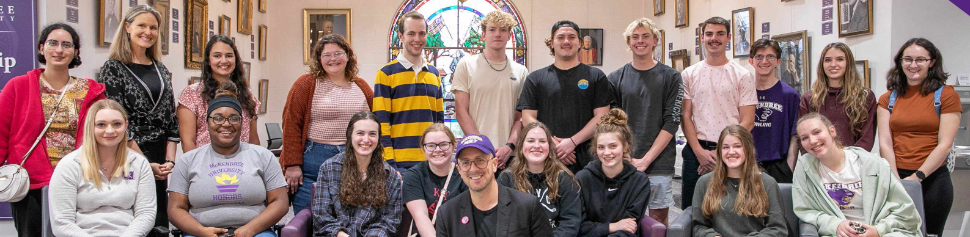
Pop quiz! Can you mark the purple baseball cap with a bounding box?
[455,134,496,156]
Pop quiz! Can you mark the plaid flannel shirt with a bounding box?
[312,154,403,237]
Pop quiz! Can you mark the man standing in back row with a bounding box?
[748,38,800,183]
[680,16,757,208]
[518,20,611,174]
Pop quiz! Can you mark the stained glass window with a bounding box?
[388,0,528,139]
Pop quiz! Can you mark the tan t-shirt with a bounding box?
[451,54,529,148]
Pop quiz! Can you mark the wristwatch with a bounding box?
[164,160,176,166]
[914,170,926,180]
[506,142,516,151]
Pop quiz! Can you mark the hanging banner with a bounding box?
[952,0,970,16]
[0,1,36,88]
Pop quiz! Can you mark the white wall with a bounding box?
[891,0,970,86]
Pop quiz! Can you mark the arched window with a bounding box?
[388,0,528,139]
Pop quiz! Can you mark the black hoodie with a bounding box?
[575,160,651,237]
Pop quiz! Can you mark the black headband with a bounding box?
[207,96,242,116]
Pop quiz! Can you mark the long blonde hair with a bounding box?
[809,42,870,136]
[505,122,578,202]
[108,5,162,63]
[701,125,770,218]
[80,100,131,189]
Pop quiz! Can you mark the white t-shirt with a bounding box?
[818,150,865,222]
[451,54,529,148]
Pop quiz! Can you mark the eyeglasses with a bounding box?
[423,142,452,151]
[45,40,75,49]
[902,57,932,65]
[753,54,778,61]
[456,157,492,171]
[209,115,243,125]
[321,51,347,60]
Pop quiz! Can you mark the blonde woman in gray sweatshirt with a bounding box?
[48,100,157,237]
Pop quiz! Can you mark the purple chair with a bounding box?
[641,216,667,237]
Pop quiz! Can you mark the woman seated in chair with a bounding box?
[402,123,468,236]
[793,113,921,237]
[690,125,787,237]
[313,111,403,237]
[48,99,157,237]
[576,109,651,237]
[167,87,289,237]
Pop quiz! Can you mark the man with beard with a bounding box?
[373,11,444,172]
[679,16,757,208]
[435,134,552,237]
[607,18,683,226]
[748,39,800,183]
[517,20,611,174]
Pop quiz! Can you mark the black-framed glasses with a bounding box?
[456,157,492,171]
[752,54,778,61]
[902,57,932,65]
[422,142,452,151]
[209,115,243,125]
[45,39,74,49]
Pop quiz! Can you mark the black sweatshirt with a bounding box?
[575,160,651,237]
[498,171,582,237]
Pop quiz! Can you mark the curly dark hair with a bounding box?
[309,34,359,80]
[37,23,82,68]
[338,111,389,207]
[200,35,256,118]
[886,38,949,96]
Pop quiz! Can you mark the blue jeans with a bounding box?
[184,228,276,237]
[292,141,344,213]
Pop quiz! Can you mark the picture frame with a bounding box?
[698,23,706,61]
[653,30,665,65]
[188,76,202,86]
[258,0,267,13]
[675,0,689,28]
[237,0,253,35]
[654,0,664,16]
[670,49,690,72]
[219,15,231,36]
[303,9,352,64]
[731,7,754,58]
[184,0,208,69]
[772,30,811,94]
[856,60,871,88]
[578,29,604,66]
[258,79,268,114]
[837,0,873,37]
[259,25,268,61]
[99,0,122,46]
[242,61,252,80]
[152,0,171,55]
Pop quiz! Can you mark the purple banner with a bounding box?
[0,1,37,88]
[823,7,834,21]
[822,22,833,35]
[951,0,970,16]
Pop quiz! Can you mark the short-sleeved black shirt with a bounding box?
[516,63,612,138]
[473,205,498,237]
[402,161,467,224]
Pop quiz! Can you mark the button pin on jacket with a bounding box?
[461,216,469,224]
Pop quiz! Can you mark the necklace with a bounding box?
[483,55,509,72]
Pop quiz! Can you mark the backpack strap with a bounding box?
[934,86,943,116]
[888,90,899,114]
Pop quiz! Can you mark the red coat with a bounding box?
[0,68,106,189]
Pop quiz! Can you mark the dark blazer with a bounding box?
[435,184,553,237]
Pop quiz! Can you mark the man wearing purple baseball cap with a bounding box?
[434,134,552,237]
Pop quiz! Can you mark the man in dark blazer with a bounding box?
[435,134,552,237]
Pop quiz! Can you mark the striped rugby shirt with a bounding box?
[372,56,444,168]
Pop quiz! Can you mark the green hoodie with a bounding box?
[792,146,922,237]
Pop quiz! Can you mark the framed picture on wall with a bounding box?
[772,30,810,94]
[856,60,871,88]
[258,79,268,114]
[153,0,171,55]
[675,0,689,28]
[670,49,690,72]
[653,30,665,65]
[99,0,122,46]
[238,0,253,35]
[731,7,754,58]
[578,29,604,66]
[219,15,231,36]
[303,9,352,64]
[184,0,208,69]
[259,25,268,60]
[654,0,664,16]
[242,62,252,80]
[258,0,267,13]
[188,76,201,86]
[837,0,873,37]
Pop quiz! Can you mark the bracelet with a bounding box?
[506,142,516,151]
[568,137,576,146]
[164,160,175,166]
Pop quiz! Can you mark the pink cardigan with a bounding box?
[0,68,106,189]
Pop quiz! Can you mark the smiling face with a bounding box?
[323,20,334,35]
[749,47,780,77]
[39,29,77,68]
[595,132,625,169]
[207,107,242,148]
[126,13,159,50]
[422,131,454,167]
[93,109,128,148]
[627,27,657,58]
[456,148,496,192]
[522,127,551,168]
[719,134,746,171]
[701,23,730,55]
[350,119,380,158]
[319,43,348,77]
[207,42,236,79]
[822,48,848,80]
[401,17,427,59]
[552,27,580,60]
[901,44,935,82]
[797,118,840,159]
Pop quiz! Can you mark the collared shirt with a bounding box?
[312,152,403,237]
[396,55,428,74]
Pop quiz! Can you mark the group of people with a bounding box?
[0,4,959,237]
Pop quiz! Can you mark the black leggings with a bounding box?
[898,168,952,236]
[140,139,170,228]
[11,188,42,237]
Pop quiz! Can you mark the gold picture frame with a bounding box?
[258,0,267,13]
[219,15,231,36]
[654,0,664,16]
[670,49,690,72]
[303,9,352,64]
[856,60,871,88]
[237,0,253,35]
[675,0,689,28]
[99,0,122,46]
[772,30,810,94]
[259,24,268,61]
[185,0,208,69]
[153,0,171,54]
[242,61,252,80]
[653,30,665,64]
[188,76,202,86]
[258,79,268,114]
[731,7,754,58]
[837,0,873,38]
